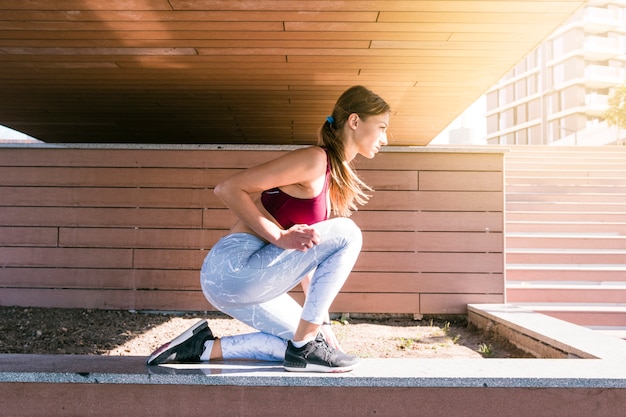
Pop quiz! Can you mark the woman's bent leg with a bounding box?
[200,217,362,361]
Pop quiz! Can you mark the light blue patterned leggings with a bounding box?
[199,217,362,361]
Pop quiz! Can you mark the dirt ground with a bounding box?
[0,307,532,359]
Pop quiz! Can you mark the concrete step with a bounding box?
[511,303,626,330]
[506,221,626,235]
[506,248,626,264]
[505,165,626,178]
[506,169,626,178]
[506,211,626,223]
[506,267,626,282]
[506,281,626,304]
[507,184,626,194]
[506,192,626,203]
[588,327,626,340]
[507,232,626,250]
[504,145,626,153]
[503,146,626,331]
[507,176,626,186]
[506,201,626,212]
[468,303,626,360]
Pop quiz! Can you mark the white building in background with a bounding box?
[484,0,626,146]
[430,96,487,145]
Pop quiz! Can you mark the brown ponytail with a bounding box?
[318,85,390,217]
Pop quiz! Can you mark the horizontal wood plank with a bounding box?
[0,268,201,291]
[0,207,204,228]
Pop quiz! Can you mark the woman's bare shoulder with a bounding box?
[287,146,327,168]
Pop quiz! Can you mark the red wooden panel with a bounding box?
[0,268,135,289]
[133,248,207,270]
[419,171,503,191]
[0,268,200,290]
[0,207,204,228]
[332,293,420,314]
[1,382,621,417]
[133,290,211,311]
[357,152,503,171]
[289,291,420,314]
[0,247,133,268]
[362,230,502,253]
[59,227,224,250]
[1,186,216,208]
[0,148,284,169]
[203,208,236,229]
[416,191,503,211]
[0,288,209,311]
[0,166,236,188]
[365,190,504,212]
[356,252,503,274]
[344,272,504,294]
[420,293,505,314]
[0,288,138,310]
[351,211,503,232]
[359,170,418,191]
[0,226,58,246]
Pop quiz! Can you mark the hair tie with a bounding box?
[326,115,334,124]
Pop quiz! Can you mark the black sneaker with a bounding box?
[284,334,360,373]
[146,320,214,366]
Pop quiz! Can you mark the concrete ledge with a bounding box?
[468,303,626,360]
[1,354,625,389]
[1,355,626,417]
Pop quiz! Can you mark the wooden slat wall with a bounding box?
[0,146,505,315]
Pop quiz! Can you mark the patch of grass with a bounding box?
[337,313,351,326]
[396,337,417,350]
[478,343,494,357]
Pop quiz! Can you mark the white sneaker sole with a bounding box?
[284,361,360,373]
[146,319,208,365]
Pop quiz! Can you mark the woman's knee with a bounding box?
[329,217,362,246]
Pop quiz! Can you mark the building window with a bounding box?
[500,108,515,130]
[515,129,528,145]
[487,114,499,134]
[503,133,515,145]
[527,73,538,95]
[516,103,527,123]
[499,84,515,104]
[515,79,527,99]
[553,63,566,86]
[486,90,499,110]
[529,125,542,145]
[528,98,542,120]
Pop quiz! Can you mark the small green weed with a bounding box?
[396,337,417,350]
[478,343,493,357]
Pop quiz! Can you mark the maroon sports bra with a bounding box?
[261,152,331,229]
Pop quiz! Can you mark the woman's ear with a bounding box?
[347,113,359,130]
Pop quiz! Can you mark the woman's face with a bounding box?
[353,112,390,159]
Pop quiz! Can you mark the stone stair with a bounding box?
[504,146,626,339]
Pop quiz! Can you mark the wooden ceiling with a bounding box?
[0,1,583,145]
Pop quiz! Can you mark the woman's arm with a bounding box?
[213,146,326,250]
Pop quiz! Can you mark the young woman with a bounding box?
[147,85,390,373]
